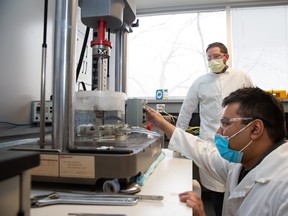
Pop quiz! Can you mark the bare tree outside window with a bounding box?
[127,11,226,98]
[127,6,288,99]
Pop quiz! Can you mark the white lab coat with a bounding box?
[169,128,288,216]
[176,68,253,192]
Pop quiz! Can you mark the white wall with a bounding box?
[0,0,55,123]
[0,1,118,124]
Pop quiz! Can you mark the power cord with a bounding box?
[0,121,33,127]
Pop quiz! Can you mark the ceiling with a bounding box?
[134,0,288,14]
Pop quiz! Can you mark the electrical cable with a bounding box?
[158,108,200,135]
[42,0,48,48]
[79,81,87,91]
[158,109,177,123]
[0,121,33,127]
[186,126,200,135]
[76,26,90,84]
[107,29,110,78]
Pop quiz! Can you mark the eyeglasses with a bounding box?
[207,53,225,61]
[220,117,253,129]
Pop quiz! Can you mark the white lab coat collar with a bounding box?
[228,142,288,199]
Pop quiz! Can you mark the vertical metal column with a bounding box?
[39,0,48,149]
[115,29,128,93]
[122,31,128,94]
[115,30,123,92]
[52,0,77,150]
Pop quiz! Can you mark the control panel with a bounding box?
[31,101,53,124]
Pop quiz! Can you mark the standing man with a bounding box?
[176,42,253,215]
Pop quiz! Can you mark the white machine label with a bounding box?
[59,155,95,178]
[31,154,59,177]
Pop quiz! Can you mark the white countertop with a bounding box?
[30,149,193,216]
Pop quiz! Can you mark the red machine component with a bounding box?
[91,20,112,48]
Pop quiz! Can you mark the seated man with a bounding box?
[147,87,288,215]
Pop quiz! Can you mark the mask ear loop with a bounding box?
[239,140,253,153]
[228,121,253,141]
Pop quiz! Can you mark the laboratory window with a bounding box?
[231,5,288,91]
[127,5,288,98]
[127,11,226,98]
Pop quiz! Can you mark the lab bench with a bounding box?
[0,151,40,216]
[30,149,193,216]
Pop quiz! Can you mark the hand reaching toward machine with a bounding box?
[146,107,176,139]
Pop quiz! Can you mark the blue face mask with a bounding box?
[215,122,253,163]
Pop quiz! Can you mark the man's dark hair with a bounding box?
[222,87,287,143]
[206,42,228,54]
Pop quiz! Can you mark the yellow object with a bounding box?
[186,126,200,136]
[266,90,287,98]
